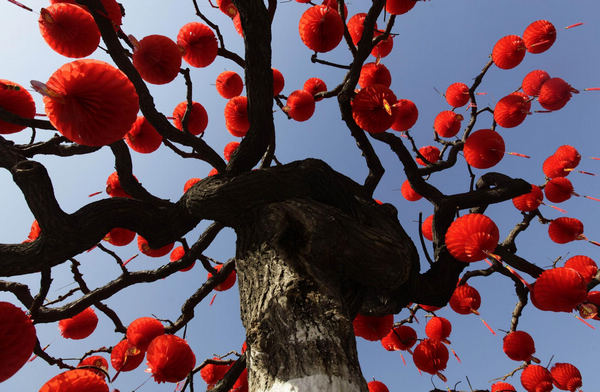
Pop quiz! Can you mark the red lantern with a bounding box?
[285,90,315,122]
[512,184,543,212]
[224,96,250,137]
[372,31,394,58]
[359,62,392,89]
[555,145,581,168]
[449,284,481,315]
[125,116,163,154]
[385,0,417,15]
[39,369,108,392]
[224,141,240,161]
[538,78,578,111]
[522,69,551,96]
[183,178,201,193]
[298,5,344,53]
[216,71,243,99]
[434,111,462,138]
[232,367,248,392]
[26,219,42,242]
[303,77,327,102]
[492,35,526,70]
[272,68,285,96]
[422,214,434,241]
[521,365,553,392]
[531,267,587,312]
[0,80,36,134]
[172,101,208,136]
[368,380,390,392]
[78,356,109,378]
[216,0,237,17]
[445,213,499,263]
[391,99,418,131]
[425,316,452,343]
[177,22,218,68]
[146,334,196,383]
[103,227,136,246]
[353,313,393,341]
[38,3,100,58]
[41,59,139,146]
[412,338,449,375]
[59,307,98,340]
[548,217,584,244]
[126,317,165,351]
[233,14,244,37]
[321,0,347,19]
[351,84,397,133]
[445,82,470,108]
[543,155,570,179]
[170,246,194,272]
[523,20,556,54]
[551,362,582,391]
[106,172,131,198]
[207,264,237,291]
[110,339,145,372]
[502,330,536,361]
[544,177,574,203]
[463,129,505,169]
[132,35,181,85]
[491,382,516,392]
[416,145,440,166]
[0,302,37,382]
[137,235,174,258]
[347,13,374,46]
[400,179,421,202]
[380,325,417,351]
[200,357,232,386]
[564,255,597,284]
[494,93,530,128]
[49,0,122,28]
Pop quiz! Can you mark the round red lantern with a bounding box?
[502,330,536,361]
[434,111,463,138]
[42,59,139,146]
[224,141,240,161]
[425,316,452,343]
[125,116,163,154]
[303,77,327,101]
[321,0,347,19]
[39,369,108,392]
[207,264,237,291]
[463,129,505,169]
[554,145,581,168]
[544,177,574,203]
[78,356,109,378]
[542,155,570,179]
[0,80,36,134]
[491,382,516,392]
[494,93,530,128]
[522,69,551,96]
[59,307,98,340]
[132,35,182,85]
[183,178,201,193]
[106,171,131,198]
[200,357,232,386]
[564,255,597,284]
[359,62,392,89]
[445,82,470,108]
[412,338,449,375]
[551,362,582,391]
[449,284,481,315]
[111,339,145,372]
[372,31,394,58]
[347,13,374,46]
[445,213,499,263]
[391,99,418,131]
[146,334,196,383]
[492,35,526,70]
[548,217,584,244]
[400,179,421,202]
[538,78,578,111]
[216,71,244,99]
[216,0,237,17]
[224,96,250,137]
[172,101,208,136]
[353,313,393,341]
[521,365,553,392]
[137,235,174,258]
[512,184,543,212]
[126,317,165,352]
[103,227,136,246]
[422,214,434,241]
[0,302,37,382]
[380,325,417,351]
[416,145,440,166]
[385,0,417,15]
[531,267,587,312]
[170,246,194,272]
[298,5,344,53]
[523,20,556,54]
[285,90,315,122]
[177,22,218,68]
[272,68,285,96]
[368,380,390,392]
[351,84,397,133]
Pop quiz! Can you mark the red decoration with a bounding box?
[146,334,196,383]
[172,101,208,136]
[216,71,243,99]
[434,111,462,138]
[106,172,131,198]
[416,145,440,166]
[59,307,98,340]
[170,246,194,271]
[445,213,499,263]
[494,93,530,128]
[491,382,516,392]
[449,284,481,315]
[385,0,417,15]
[551,362,582,391]
[216,0,237,17]
[400,179,421,201]
[49,0,122,29]
[372,31,394,58]
[285,90,315,122]
[412,338,449,375]
[353,313,393,341]
[380,325,417,351]
[425,316,452,343]
[125,116,163,154]
[422,214,434,241]
[513,184,543,212]
[351,84,397,133]
[272,68,285,96]
[538,78,578,111]
[303,77,327,101]
[522,70,551,96]
[521,365,553,392]
[502,330,536,361]
[224,141,240,161]
[564,255,597,284]
[543,155,570,179]
[232,368,249,392]
[103,227,136,246]
[137,235,174,258]
[224,96,250,137]
[126,317,165,352]
[531,267,587,312]
[0,302,36,382]
[200,357,232,386]
[347,13,374,46]
[39,369,108,392]
[544,177,574,203]
[298,5,344,53]
[445,82,470,108]
[359,62,392,89]
[78,356,109,378]
[38,4,100,58]
[110,339,145,372]
[42,60,139,146]
[0,79,36,134]
[321,0,347,19]
[207,264,237,291]
[555,145,581,168]
[391,99,418,131]
[183,177,201,193]
[26,219,41,242]
[548,217,584,244]
[492,35,526,70]
[132,35,181,85]
[368,380,390,392]
[463,129,505,169]
[177,22,218,68]
[523,20,556,54]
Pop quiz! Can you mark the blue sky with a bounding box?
[1,1,600,391]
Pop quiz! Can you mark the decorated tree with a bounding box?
[0,1,599,391]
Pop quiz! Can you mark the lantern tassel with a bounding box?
[584,87,600,91]
[88,191,102,197]
[123,254,138,266]
[584,195,600,202]
[209,293,217,305]
[436,372,447,382]
[400,352,406,366]
[575,314,596,329]
[6,0,33,12]
[479,317,496,335]
[565,22,584,29]
[506,151,531,159]
[450,347,461,363]
[542,202,568,214]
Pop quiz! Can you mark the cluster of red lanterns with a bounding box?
[492,20,556,70]
[543,145,581,179]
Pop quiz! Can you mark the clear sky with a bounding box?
[1,1,599,391]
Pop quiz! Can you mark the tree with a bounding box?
[0,0,599,391]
